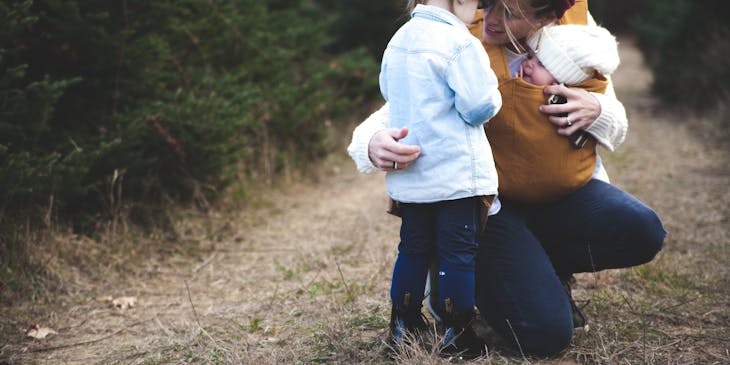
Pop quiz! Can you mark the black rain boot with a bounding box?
[559,274,590,333]
[439,298,487,359]
[388,292,430,349]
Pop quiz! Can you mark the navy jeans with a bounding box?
[392,197,481,314]
[475,179,666,356]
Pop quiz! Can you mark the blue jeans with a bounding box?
[475,179,666,356]
[391,197,481,314]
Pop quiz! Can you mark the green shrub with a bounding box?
[315,0,408,60]
[587,0,652,31]
[629,0,730,110]
[0,0,380,229]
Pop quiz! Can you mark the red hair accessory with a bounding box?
[551,0,576,18]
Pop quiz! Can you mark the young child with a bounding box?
[379,0,502,351]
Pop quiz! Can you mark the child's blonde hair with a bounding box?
[406,0,460,14]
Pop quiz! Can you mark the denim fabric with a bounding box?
[381,4,502,203]
[390,250,430,310]
[474,179,666,356]
[392,197,481,311]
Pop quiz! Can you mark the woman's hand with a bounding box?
[540,83,601,136]
[368,127,421,171]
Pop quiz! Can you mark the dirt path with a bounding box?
[3,38,728,364]
[4,162,398,363]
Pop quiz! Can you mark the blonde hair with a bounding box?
[496,0,558,53]
[406,0,460,14]
[406,0,425,13]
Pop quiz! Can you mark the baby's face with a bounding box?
[519,49,557,85]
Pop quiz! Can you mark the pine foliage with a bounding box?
[629,0,730,110]
[0,0,380,228]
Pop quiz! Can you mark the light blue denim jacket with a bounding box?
[380,4,502,203]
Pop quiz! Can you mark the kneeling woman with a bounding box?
[348,0,666,357]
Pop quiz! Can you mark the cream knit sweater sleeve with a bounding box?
[346,103,390,174]
[586,84,627,151]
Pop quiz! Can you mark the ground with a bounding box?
[1,38,728,365]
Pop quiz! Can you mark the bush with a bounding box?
[0,0,380,229]
[315,0,408,60]
[628,0,730,111]
[587,0,652,32]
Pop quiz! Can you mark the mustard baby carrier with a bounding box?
[469,1,608,203]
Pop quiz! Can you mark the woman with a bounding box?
[348,0,666,357]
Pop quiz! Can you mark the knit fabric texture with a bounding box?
[527,24,620,85]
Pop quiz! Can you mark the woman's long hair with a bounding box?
[501,0,558,53]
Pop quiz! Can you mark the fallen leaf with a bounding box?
[112,296,137,310]
[96,295,113,302]
[26,324,57,340]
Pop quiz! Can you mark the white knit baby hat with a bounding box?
[527,24,620,85]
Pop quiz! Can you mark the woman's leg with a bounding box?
[474,179,666,357]
[530,179,666,277]
[475,201,574,357]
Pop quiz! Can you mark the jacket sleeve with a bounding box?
[447,39,502,126]
[346,103,391,174]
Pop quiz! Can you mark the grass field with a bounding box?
[1,38,728,365]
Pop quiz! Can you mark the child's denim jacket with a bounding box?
[380,4,502,203]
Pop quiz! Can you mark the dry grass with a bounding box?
[1,38,729,365]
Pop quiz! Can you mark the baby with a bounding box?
[521,23,620,147]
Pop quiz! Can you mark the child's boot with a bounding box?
[439,298,486,359]
[389,291,430,348]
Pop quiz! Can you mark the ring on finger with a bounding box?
[393,161,398,170]
[565,116,572,127]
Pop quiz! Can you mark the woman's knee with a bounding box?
[480,297,573,357]
[491,316,572,357]
[523,329,572,357]
[629,205,666,265]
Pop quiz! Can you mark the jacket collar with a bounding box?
[412,4,468,30]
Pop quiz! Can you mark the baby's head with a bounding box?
[522,24,620,85]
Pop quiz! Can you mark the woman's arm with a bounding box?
[538,10,628,151]
[540,80,627,151]
[346,103,421,174]
[584,80,628,151]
